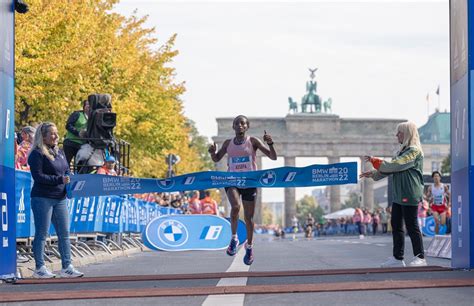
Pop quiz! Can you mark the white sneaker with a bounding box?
[32,266,56,279]
[408,256,427,267]
[380,257,406,268]
[359,235,365,239]
[60,264,84,278]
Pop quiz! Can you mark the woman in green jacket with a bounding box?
[360,121,427,267]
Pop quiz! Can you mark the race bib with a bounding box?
[433,194,444,205]
[229,156,253,172]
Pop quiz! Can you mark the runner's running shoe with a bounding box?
[226,237,239,256]
[243,244,254,265]
[32,266,56,279]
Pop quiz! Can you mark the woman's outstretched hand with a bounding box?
[359,171,374,179]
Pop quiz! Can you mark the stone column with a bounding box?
[284,156,296,227]
[215,158,229,216]
[360,157,374,210]
[328,156,341,212]
[254,156,263,224]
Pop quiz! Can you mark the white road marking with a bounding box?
[202,246,249,306]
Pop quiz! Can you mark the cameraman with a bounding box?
[63,100,90,166]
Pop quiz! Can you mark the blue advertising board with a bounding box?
[143,215,232,251]
[0,0,16,280]
[421,216,447,237]
[15,171,34,238]
[450,0,473,269]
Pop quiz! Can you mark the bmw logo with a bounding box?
[158,220,189,247]
[260,170,277,186]
[156,178,175,190]
[422,216,447,237]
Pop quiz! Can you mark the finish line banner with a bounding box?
[68,162,357,198]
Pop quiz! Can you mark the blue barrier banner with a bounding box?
[68,162,358,198]
[139,200,149,231]
[122,197,139,233]
[69,197,102,233]
[143,215,232,251]
[102,196,122,233]
[15,171,34,238]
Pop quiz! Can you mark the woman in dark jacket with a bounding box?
[28,122,83,278]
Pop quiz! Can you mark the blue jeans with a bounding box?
[31,197,71,269]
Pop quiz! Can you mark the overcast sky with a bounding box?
[115,0,449,202]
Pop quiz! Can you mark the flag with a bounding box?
[436,85,440,95]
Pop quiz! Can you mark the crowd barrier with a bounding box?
[15,171,181,238]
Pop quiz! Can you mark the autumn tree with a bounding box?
[296,195,324,225]
[186,119,213,170]
[15,0,210,177]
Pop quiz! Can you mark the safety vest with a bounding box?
[65,111,88,144]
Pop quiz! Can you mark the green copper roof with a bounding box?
[418,111,450,144]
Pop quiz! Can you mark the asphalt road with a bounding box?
[1,234,473,306]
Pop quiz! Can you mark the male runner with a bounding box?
[426,171,450,234]
[208,115,277,265]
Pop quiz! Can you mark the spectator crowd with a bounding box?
[258,186,452,238]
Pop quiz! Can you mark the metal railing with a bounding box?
[64,137,131,175]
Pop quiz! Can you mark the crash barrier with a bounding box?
[15,170,182,238]
[426,235,452,259]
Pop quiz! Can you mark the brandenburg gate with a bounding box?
[213,69,404,226]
